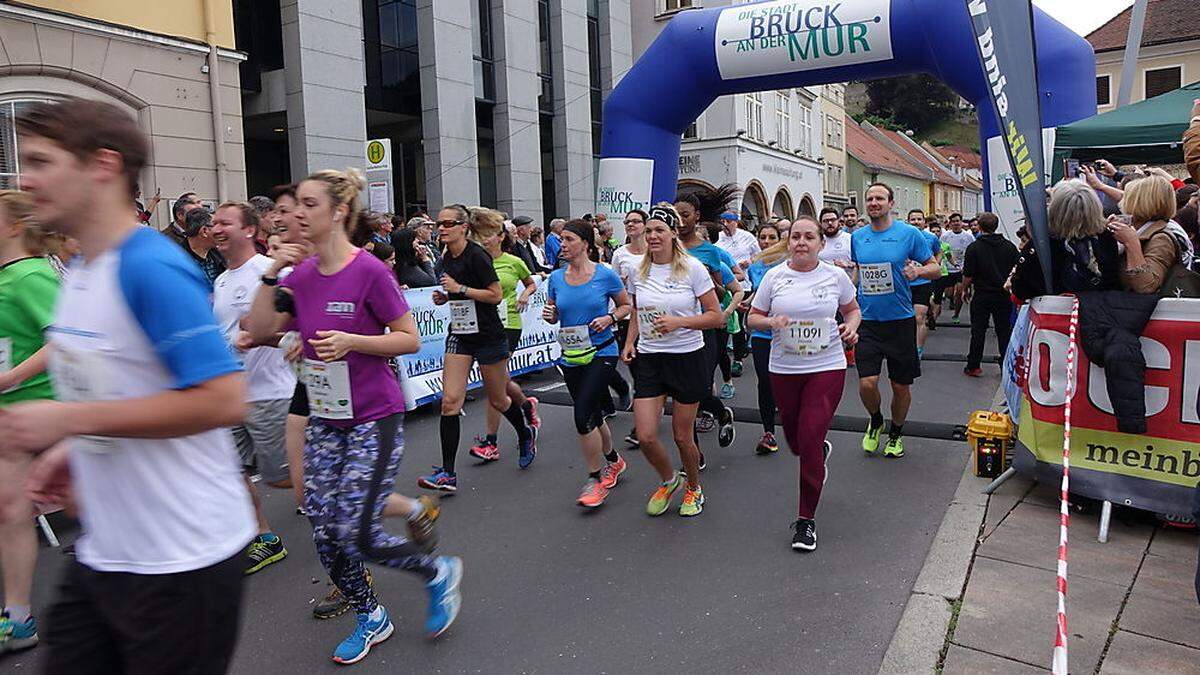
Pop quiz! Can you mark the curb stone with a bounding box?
[878,454,990,674]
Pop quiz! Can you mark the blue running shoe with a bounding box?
[418,467,458,492]
[0,612,37,653]
[518,424,538,469]
[331,607,394,665]
[426,556,463,639]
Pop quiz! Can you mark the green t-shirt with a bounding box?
[0,257,59,404]
[939,241,952,276]
[492,253,531,329]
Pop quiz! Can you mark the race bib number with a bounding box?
[557,325,591,351]
[637,306,666,340]
[497,299,509,329]
[860,263,895,295]
[449,299,479,335]
[48,346,115,452]
[781,319,833,356]
[303,359,353,420]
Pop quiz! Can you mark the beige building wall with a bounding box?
[1095,40,1200,112]
[0,5,246,230]
[15,0,236,48]
[820,84,849,207]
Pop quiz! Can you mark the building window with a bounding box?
[538,0,557,218]
[797,102,812,157]
[745,92,763,141]
[587,0,603,160]
[824,115,843,149]
[0,99,53,190]
[1096,75,1111,106]
[775,91,791,151]
[658,0,697,16]
[683,120,699,140]
[363,0,422,115]
[471,0,496,103]
[823,162,843,195]
[538,0,554,113]
[1144,66,1181,100]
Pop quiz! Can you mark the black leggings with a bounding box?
[751,336,775,433]
[698,329,726,418]
[717,330,732,382]
[732,308,750,359]
[562,357,617,434]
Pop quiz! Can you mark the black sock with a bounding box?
[589,470,602,481]
[440,414,460,474]
[889,423,904,439]
[502,401,531,443]
[604,449,619,463]
[485,433,497,445]
[521,399,533,415]
[870,412,884,429]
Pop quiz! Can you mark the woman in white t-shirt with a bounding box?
[747,216,861,553]
[610,209,647,447]
[621,204,723,518]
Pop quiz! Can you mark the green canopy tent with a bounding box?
[1053,80,1200,181]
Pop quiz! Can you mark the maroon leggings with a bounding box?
[769,369,845,519]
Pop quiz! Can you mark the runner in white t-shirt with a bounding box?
[622,204,723,518]
[940,214,975,323]
[747,215,861,552]
[817,207,855,278]
[4,99,253,672]
[611,208,648,448]
[212,201,295,576]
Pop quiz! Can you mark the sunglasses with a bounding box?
[436,220,464,228]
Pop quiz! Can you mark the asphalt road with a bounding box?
[6,319,1003,674]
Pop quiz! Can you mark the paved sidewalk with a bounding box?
[883,463,1200,674]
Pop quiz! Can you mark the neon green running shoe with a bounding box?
[678,486,705,517]
[882,435,905,458]
[862,423,883,454]
[646,472,684,516]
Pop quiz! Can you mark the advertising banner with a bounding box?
[595,157,654,240]
[398,279,561,408]
[966,0,1053,292]
[1011,296,1200,516]
[986,128,1055,243]
[714,0,893,80]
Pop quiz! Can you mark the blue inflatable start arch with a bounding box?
[595,0,1096,228]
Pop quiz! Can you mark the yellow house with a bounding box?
[1088,0,1200,112]
[0,1,245,226]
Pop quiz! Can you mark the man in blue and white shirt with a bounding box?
[4,98,254,673]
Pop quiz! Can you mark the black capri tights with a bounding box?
[562,357,618,435]
[751,336,775,434]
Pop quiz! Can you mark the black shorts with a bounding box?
[43,553,246,675]
[943,271,964,288]
[289,381,309,417]
[910,283,933,308]
[633,348,710,404]
[505,328,523,355]
[562,356,617,434]
[856,318,921,385]
[445,332,510,365]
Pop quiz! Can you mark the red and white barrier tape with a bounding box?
[1052,297,1080,675]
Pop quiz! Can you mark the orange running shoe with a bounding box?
[577,479,609,508]
[598,456,627,489]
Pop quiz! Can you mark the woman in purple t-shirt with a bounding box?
[247,169,463,665]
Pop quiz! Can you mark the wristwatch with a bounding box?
[261,275,279,286]
[608,312,618,324]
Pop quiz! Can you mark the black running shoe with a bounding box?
[313,569,372,620]
[624,430,640,448]
[718,407,735,448]
[792,519,817,552]
[698,452,707,472]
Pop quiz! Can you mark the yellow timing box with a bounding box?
[967,411,1013,478]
